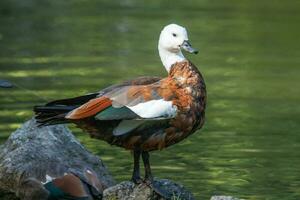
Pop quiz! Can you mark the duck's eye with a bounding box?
[172,33,177,37]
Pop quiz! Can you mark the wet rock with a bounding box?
[0,79,13,88]
[103,179,195,200]
[0,118,115,200]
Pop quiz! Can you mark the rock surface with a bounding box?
[103,180,195,200]
[0,79,13,88]
[0,118,115,199]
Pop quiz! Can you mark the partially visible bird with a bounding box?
[20,168,103,200]
[34,24,206,196]
[42,169,103,200]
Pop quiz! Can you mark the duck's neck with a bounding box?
[158,45,186,72]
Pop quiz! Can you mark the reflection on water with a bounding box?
[1,0,300,199]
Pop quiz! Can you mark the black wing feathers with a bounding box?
[34,93,99,126]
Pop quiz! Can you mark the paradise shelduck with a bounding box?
[42,169,103,200]
[20,168,103,200]
[34,24,206,197]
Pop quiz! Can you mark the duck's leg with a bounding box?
[141,151,153,183]
[131,150,143,184]
[141,151,171,199]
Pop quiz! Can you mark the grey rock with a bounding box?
[0,79,13,88]
[103,179,195,200]
[0,118,115,200]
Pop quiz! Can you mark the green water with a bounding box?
[1,0,300,199]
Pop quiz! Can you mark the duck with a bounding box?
[34,23,206,197]
[21,168,103,200]
[42,169,103,200]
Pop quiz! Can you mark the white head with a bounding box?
[158,24,198,72]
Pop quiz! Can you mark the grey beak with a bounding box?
[181,40,198,54]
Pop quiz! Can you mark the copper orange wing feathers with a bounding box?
[66,81,178,120]
[66,97,112,119]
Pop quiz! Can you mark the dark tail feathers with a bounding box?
[34,105,75,126]
[34,93,98,126]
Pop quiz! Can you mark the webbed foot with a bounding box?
[143,178,173,200]
[131,175,143,184]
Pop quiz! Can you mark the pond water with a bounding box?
[1,0,300,199]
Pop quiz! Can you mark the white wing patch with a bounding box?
[127,99,177,118]
[42,174,54,184]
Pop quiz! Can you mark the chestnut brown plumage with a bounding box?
[43,169,103,199]
[34,61,206,186]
